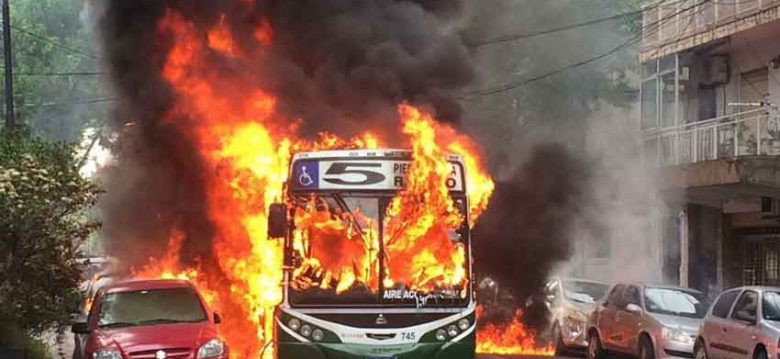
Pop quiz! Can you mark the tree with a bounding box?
[0,129,99,334]
[5,0,107,142]
[461,0,643,167]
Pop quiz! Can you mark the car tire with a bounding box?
[553,322,567,356]
[639,336,656,359]
[755,347,768,359]
[587,332,605,359]
[694,341,708,359]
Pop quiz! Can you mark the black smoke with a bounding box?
[97,0,590,333]
[473,144,591,329]
[97,0,475,266]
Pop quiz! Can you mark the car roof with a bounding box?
[102,279,194,294]
[614,281,703,294]
[558,277,609,285]
[724,286,780,293]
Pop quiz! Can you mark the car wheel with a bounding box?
[639,336,655,359]
[587,332,605,359]
[755,347,768,359]
[694,341,708,359]
[553,322,567,356]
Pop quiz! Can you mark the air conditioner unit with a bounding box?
[703,55,730,86]
[761,196,780,219]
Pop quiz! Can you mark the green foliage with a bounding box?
[462,0,645,165]
[0,321,51,359]
[5,0,106,141]
[0,130,100,334]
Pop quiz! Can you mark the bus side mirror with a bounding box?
[268,203,287,239]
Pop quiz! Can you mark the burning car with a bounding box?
[71,279,226,359]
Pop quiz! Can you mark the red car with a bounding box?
[71,279,227,359]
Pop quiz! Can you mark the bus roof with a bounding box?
[291,149,465,164]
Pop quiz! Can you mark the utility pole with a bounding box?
[2,0,14,130]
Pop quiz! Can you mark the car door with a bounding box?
[617,285,643,353]
[721,290,760,359]
[600,284,627,349]
[704,289,742,359]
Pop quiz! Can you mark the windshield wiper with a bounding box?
[137,318,200,325]
[99,322,136,329]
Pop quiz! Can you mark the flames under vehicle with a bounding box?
[268,149,477,359]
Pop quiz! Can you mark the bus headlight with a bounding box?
[435,329,448,341]
[447,325,459,337]
[458,318,470,331]
[288,318,301,331]
[312,329,324,341]
[300,324,312,337]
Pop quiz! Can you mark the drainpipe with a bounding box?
[679,209,690,288]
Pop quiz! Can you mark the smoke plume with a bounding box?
[473,144,591,327]
[98,0,475,266]
[96,0,597,336]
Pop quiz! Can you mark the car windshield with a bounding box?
[564,280,609,304]
[98,287,207,328]
[288,193,470,307]
[644,287,708,318]
[762,292,780,321]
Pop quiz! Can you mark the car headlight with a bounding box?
[197,339,225,358]
[458,318,471,331]
[95,349,122,359]
[565,309,588,323]
[662,327,693,344]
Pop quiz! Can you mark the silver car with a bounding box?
[587,282,708,359]
[544,277,609,354]
[695,286,780,359]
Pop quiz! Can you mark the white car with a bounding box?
[695,286,780,359]
[544,277,609,354]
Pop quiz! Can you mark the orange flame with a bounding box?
[476,306,556,356]
[128,8,509,359]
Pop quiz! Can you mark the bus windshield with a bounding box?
[288,193,470,307]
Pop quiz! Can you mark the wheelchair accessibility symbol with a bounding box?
[298,165,314,187]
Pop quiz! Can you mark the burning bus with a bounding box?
[267,149,477,359]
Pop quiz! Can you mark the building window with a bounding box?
[641,55,679,131]
[744,236,780,286]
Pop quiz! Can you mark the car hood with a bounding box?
[649,313,703,332]
[96,322,217,353]
[762,320,780,333]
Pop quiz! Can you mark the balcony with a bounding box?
[641,0,780,62]
[644,107,780,167]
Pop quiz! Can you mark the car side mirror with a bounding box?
[268,203,287,239]
[214,312,222,324]
[71,322,89,334]
[734,310,757,325]
[626,304,643,314]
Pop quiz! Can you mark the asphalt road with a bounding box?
[478,355,581,359]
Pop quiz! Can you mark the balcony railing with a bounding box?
[641,0,780,61]
[643,107,780,166]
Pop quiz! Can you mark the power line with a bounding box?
[470,0,684,48]
[17,71,104,77]
[10,24,97,60]
[459,36,639,98]
[22,97,116,108]
[459,0,709,99]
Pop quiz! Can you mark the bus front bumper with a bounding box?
[277,341,476,359]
